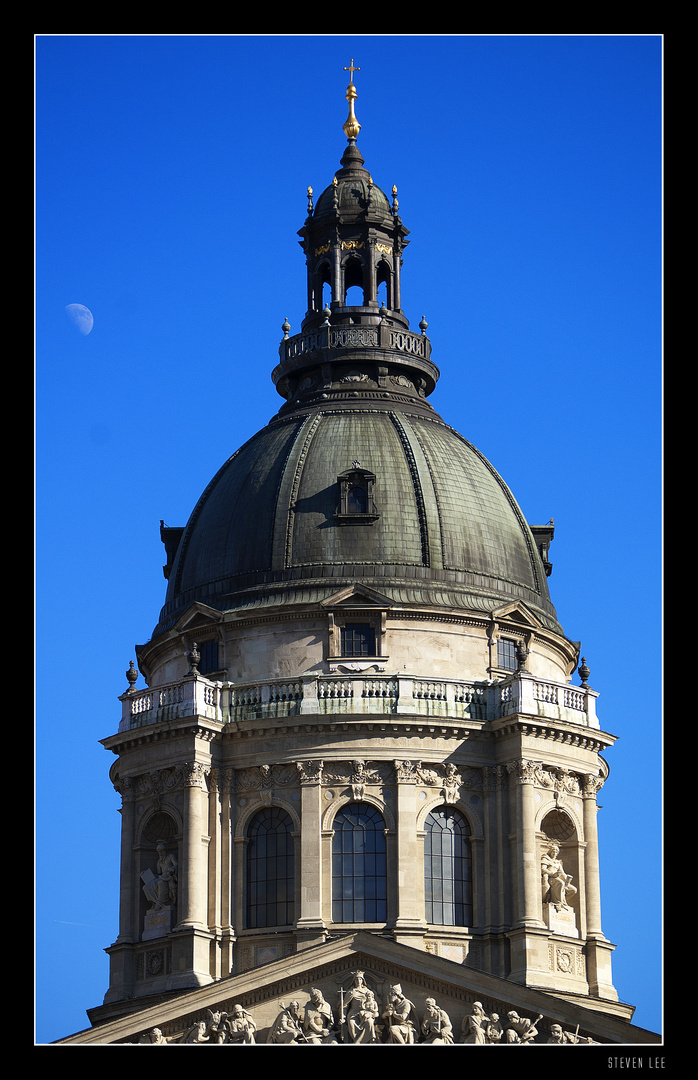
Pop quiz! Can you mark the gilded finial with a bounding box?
[342,58,361,142]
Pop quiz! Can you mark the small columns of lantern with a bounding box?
[578,656,591,688]
[125,660,139,693]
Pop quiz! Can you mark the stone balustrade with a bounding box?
[120,670,598,732]
[119,675,223,731]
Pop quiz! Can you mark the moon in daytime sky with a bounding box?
[65,303,94,335]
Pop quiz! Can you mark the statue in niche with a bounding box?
[382,984,419,1043]
[460,1001,490,1044]
[303,988,339,1044]
[504,1011,543,1044]
[141,841,177,911]
[541,840,578,911]
[340,971,380,1043]
[267,1001,304,1043]
[225,1004,257,1044]
[421,998,453,1043]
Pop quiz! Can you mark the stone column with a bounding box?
[333,243,342,305]
[167,760,213,991]
[481,765,509,977]
[506,759,550,989]
[393,246,402,311]
[295,760,326,947]
[113,774,137,942]
[582,773,604,935]
[103,775,137,1004]
[580,772,618,999]
[175,761,209,930]
[510,759,543,927]
[218,767,235,977]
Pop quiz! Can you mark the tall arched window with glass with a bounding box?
[424,806,472,926]
[332,803,387,923]
[246,807,295,928]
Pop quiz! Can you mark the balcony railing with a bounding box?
[119,670,599,732]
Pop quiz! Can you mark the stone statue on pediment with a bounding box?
[267,1000,304,1043]
[225,1004,257,1044]
[303,988,339,1043]
[340,971,380,1043]
[504,1010,542,1043]
[421,998,453,1043]
[382,984,419,1043]
[461,1000,489,1043]
[547,1024,597,1045]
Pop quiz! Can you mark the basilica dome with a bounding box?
[154,394,561,638]
[153,102,561,642]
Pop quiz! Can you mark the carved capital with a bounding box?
[297,760,324,785]
[582,772,604,798]
[394,759,418,783]
[507,759,538,784]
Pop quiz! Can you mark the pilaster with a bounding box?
[295,760,327,947]
[392,760,427,943]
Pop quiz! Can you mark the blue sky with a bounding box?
[35,34,662,1044]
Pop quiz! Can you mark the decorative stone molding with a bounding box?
[125,972,600,1044]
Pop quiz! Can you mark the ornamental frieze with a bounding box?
[127,979,598,1044]
[236,763,298,790]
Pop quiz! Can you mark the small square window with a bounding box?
[341,623,376,657]
[497,638,518,671]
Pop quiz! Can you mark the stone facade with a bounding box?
[67,66,657,1046]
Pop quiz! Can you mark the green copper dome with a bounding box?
[154,395,560,637]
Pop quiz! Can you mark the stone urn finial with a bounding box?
[187,642,200,675]
[516,641,529,671]
[126,660,138,693]
[578,656,590,687]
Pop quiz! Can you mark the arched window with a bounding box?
[246,807,295,928]
[332,803,387,923]
[424,806,472,926]
[343,256,365,304]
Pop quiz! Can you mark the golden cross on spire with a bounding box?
[343,58,360,84]
[342,59,361,141]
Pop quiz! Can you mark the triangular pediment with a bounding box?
[490,601,543,630]
[59,932,655,1046]
[174,602,224,633]
[321,584,394,610]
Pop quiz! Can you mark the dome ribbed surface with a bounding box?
[155,402,561,636]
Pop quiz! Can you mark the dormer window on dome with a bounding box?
[335,463,379,523]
